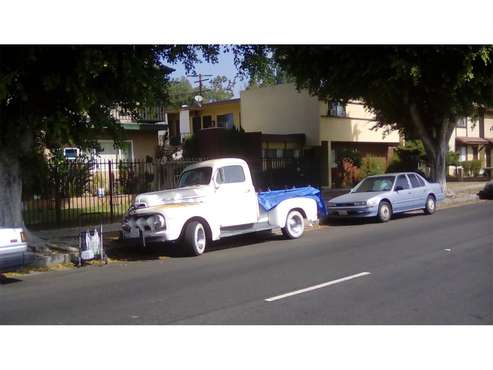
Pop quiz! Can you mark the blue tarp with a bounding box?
[257,186,327,217]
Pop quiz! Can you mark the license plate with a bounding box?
[338,210,348,216]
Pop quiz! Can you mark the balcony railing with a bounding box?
[111,106,167,123]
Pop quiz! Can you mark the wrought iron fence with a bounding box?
[22,157,320,229]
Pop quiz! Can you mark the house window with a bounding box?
[456,118,467,128]
[97,140,133,162]
[202,115,213,129]
[192,116,201,133]
[284,149,294,158]
[472,146,478,160]
[217,113,234,129]
[329,101,346,117]
[458,146,467,161]
[265,149,277,159]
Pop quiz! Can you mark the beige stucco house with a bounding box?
[240,83,401,187]
[447,111,493,175]
[161,83,402,187]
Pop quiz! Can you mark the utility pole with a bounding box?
[187,73,213,96]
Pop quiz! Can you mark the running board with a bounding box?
[219,222,274,238]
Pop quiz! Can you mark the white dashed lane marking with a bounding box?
[265,272,371,302]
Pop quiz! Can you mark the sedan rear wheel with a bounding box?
[424,195,436,215]
[377,201,392,223]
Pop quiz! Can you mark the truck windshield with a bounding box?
[178,167,213,188]
[353,176,395,193]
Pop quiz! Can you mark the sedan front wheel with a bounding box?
[377,201,392,223]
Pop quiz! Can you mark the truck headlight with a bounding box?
[353,201,367,206]
[147,215,166,231]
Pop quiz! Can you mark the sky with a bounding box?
[168,49,248,98]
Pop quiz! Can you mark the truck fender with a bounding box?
[267,197,318,228]
[177,215,221,242]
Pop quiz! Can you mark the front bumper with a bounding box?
[121,227,170,244]
[326,206,378,218]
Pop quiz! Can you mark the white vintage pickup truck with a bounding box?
[121,158,324,256]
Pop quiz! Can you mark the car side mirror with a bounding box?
[395,185,404,191]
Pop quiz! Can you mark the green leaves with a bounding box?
[0,45,221,156]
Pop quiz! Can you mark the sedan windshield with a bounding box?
[178,167,212,188]
[353,176,395,193]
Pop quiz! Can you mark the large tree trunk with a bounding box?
[0,147,46,250]
[424,137,448,189]
[409,104,455,191]
[0,152,24,228]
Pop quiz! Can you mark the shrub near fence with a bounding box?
[22,159,201,229]
[22,157,318,229]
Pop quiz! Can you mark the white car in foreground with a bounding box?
[121,158,323,256]
[0,228,28,272]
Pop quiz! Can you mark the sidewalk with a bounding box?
[441,181,484,208]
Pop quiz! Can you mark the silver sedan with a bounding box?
[326,172,445,222]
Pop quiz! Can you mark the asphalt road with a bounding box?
[1,202,492,324]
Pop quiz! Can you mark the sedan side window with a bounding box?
[395,175,410,190]
[408,174,422,188]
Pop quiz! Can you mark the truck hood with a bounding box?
[329,191,387,204]
[134,185,213,208]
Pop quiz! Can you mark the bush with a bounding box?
[335,148,362,168]
[360,156,386,178]
[447,151,460,167]
[182,134,200,159]
[460,160,472,176]
[386,140,427,173]
[470,160,482,176]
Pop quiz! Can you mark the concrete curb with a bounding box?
[24,251,73,268]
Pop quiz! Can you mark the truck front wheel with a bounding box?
[282,210,305,239]
[183,221,207,256]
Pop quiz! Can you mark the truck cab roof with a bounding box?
[184,158,248,172]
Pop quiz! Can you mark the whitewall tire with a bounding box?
[282,210,305,239]
[183,221,207,256]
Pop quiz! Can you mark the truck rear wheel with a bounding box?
[282,210,305,239]
[183,221,207,256]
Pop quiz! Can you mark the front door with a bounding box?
[214,165,258,227]
[392,174,414,212]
